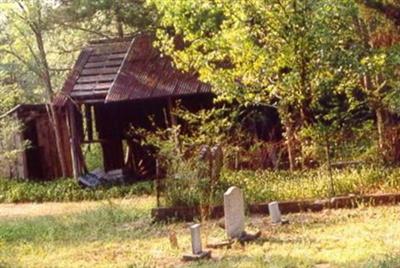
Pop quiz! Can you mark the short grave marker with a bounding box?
[182,224,211,261]
[268,201,282,223]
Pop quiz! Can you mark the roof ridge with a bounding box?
[104,36,138,103]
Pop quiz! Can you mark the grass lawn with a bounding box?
[1,196,400,267]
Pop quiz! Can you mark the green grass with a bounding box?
[3,165,400,206]
[222,166,400,203]
[0,178,153,203]
[162,166,400,207]
[2,197,400,267]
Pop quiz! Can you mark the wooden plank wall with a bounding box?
[33,111,73,179]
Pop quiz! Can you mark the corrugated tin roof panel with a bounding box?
[54,34,211,106]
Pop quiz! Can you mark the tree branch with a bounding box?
[58,22,112,39]
[0,48,42,78]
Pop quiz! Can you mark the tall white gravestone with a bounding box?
[224,186,245,239]
[190,224,202,254]
[268,201,282,224]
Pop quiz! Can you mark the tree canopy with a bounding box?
[0,0,399,168]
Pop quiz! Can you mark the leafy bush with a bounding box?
[83,143,104,171]
[0,178,153,203]
[0,117,30,177]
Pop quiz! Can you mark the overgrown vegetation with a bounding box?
[3,165,400,205]
[157,165,400,207]
[0,117,30,178]
[151,0,400,168]
[0,178,153,203]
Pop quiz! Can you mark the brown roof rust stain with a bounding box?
[54,33,211,106]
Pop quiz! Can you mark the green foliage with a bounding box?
[151,0,359,109]
[150,0,400,165]
[0,117,30,176]
[0,1,86,103]
[159,165,400,207]
[0,178,153,203]
[299,120,377,165]
[58,0,158,35]
[83,143,104,171]
[132,106,245,207]
[222,166,400,203]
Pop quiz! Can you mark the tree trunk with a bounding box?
[66,104,81,179]
[376,107,385,155]
[114,3,124,38]
[285,121,295,172]
[34,29,68,178]
[325,134,335,196]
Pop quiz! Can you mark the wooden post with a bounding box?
[155,158,161,208]
[66,103,80,179]
[325,133,335,197]
[166,98,177,126]
[85,104,93,142]
[166,98,180,153]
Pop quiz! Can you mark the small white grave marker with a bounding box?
[224,186,245,239]
[183,223,211,261]
[268,201,282,224]
[190,224,202,254]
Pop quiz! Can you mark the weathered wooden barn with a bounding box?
[0,34,282,181]
[54,33,213,180]
[0,104,73,180]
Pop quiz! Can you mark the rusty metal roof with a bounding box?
[0,104,48,120]
[54,34,211,106]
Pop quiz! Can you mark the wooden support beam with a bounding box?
[66,103,81,179]
[166,97,177,127]
[85,104,93,142]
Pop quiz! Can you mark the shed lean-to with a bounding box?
[0,104,73,180]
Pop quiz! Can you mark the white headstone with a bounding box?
[224,186,245,239]
[190,224,202,254]
[268,201,282,223]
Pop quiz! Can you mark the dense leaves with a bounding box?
[0,0,399,172]
[151,0,400,166]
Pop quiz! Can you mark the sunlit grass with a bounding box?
[1,197,400,267]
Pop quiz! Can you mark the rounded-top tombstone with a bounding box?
[223,186,245,239]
